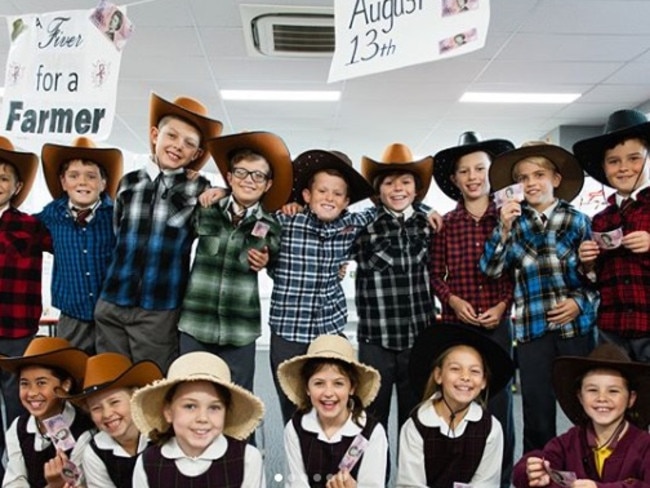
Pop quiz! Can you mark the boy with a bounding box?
[480,141,598,453]
[95,93,223,371]
[37,136,123,354]
[178,131,292,393]
[574,109,650,362]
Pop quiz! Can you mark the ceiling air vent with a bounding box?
[240,5,334,58]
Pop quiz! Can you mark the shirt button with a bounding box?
[83,249,88,254]
[89,293,94,297]
[85,272,90,276]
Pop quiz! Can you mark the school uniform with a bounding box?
[82,430,149,488]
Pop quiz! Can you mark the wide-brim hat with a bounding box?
[361,143,433,201]
[0,136,38,208]
[277,335,381,408]
[0,337,88,382]
[291,150,374,205]
[433,132,515,201]
[409,323,515,402]
[573,109,650,187]
[131,352,264,440]
[41,136,124,200]
[149,92,224,171]
[57,352,162,407]
[552,344,650,429]
[489,141,584,202]
[206,131,293,212]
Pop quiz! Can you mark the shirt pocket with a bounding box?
[2,231,38,257]
[367,239,394,273]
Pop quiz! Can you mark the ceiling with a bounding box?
[1,0,650,202]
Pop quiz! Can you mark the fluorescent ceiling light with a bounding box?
[221,90,340,102]
[460,92,581,104]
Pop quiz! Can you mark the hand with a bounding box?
[499,200,521,237]
[526,457,550,487]
[248,246,269,272]
[326,469,357,488]
[338,262,349,280]
[427,211,443,232]
[280,202,303,215]
[43,450,68,488]
[198,187,227,207]
[622,230,650,253]
[547,297,579,327]
[449,295,480,326]
[477,301,506,329]
[578,240,599,265]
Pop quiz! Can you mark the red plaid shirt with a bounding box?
[591,187,650,337]
[0,208,52,338]
[430,202,513,322]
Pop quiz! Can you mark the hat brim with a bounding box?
[490,145,584,202]
[0,347,88,383]
[206,132,293,212]
[433,139,515,201]
[553,355,650,429]
[0,147,39,208]
[361,156,433,201]
[409,322,514,402]
[41,143,124,200]
[291,150,374,205]
[131,374,264,440]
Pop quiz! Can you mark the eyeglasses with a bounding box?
[231,167,270,183]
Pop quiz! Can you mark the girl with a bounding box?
[513,344,650,487]
[0,336,92,488]
[277,334,388,488]
[130,351,265,487]
[58,352,163,487]
[397,323,515,488]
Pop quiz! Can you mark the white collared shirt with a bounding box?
[616,180,650,205]
[82,430,149,488]
[387,205,415,221]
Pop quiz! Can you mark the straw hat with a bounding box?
[409,323,515,402]
[277,335,381,408]
[0,136,38,208]
[57,352,162,406]
[0,336,88,382]
[41,136,124,200]
[489,141,584,202]
[291,150,374,205]
[573,109,650,187]
[552,344,650,429]
[130,352,264,440]
[361,143,433,201]
[149,92,224,171]
[206,131,293,212]
[433,132,514,201]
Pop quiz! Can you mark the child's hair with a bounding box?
[603,135,650,155]
[109,10,124,30]
[307,168,349,197]
[228,149,273,178]
[372,169,422,195]
[19,364,77,393]
[298,358,365,426]
[157,115,203,145]
[512,155,558,181]
[0,161,22,182]
[150,381,232,445]
[58,159,108,180]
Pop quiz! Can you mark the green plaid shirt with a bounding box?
[178,197,280,346]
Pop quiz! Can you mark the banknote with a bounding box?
[42,413,76,452]
[493,183,524,208]
[338,434,369,472]
[61,460,82,485]
[592,227,623,250]
[544,465,577,487]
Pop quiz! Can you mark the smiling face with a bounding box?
[150,117,203,170]
[0,163,22,209]
[603,138,650,197]
[578,368,636,433]
[19,365,70,421]
[513,159,561,212]
[87,387,139,446]
[377,171,417,212]
[226,155,272,208]
[433,345,487,412]
[60,160,106,208]
[306,363,355,427]
[302,171,350,222]
[452,151,491,202]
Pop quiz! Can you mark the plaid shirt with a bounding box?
[178,198,281,346]
[35,194,115,322]
[430,202,513,323]
[351,204,434,350]
[590,188,650,337]
[100,163,210,310]
[269,208,375,343]
[480,200,598,343]
[0,207,52,338]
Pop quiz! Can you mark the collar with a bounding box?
[302,407,363,442]
[68,198,102,214]
[145,157,185,181]
[529,198,559,221]
[385,205,414,221]
[0,203,9,218]
[417,392,483,431]
[161,434,226,460]
[227,195,260,217]
[94,430,149,457]
[615,180,650,205]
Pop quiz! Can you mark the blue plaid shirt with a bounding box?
[35,194,115,321]
[269,208,375,343]
[100,161,210,310]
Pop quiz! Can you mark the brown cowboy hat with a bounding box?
[291,149,374,205]
[433,132,515,201]
[41,137,124,200]
[573,109,650,187]
[552,344,650,429]
[0,336,88,382]
[489,141,584,202]
[149,92,224,171]
[0,136,38,208]
[206,131,293,212]
[57,352,162,407]
[361,143,434,201]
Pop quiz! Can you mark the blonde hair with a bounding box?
[512,155,558,181]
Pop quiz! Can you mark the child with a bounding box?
[178,131,292,394]
[130,351,266,487]
[37,136,123,354]
[397,322,515,487]
[430,131,515,487]
[58,352,163,488]
[351,142,435,433]
[94,93,223,371]
[480,141,598,453]
[513,343,650,487]
[574,109,650,362]
[277,334,388,487]
[0,336,92,488]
